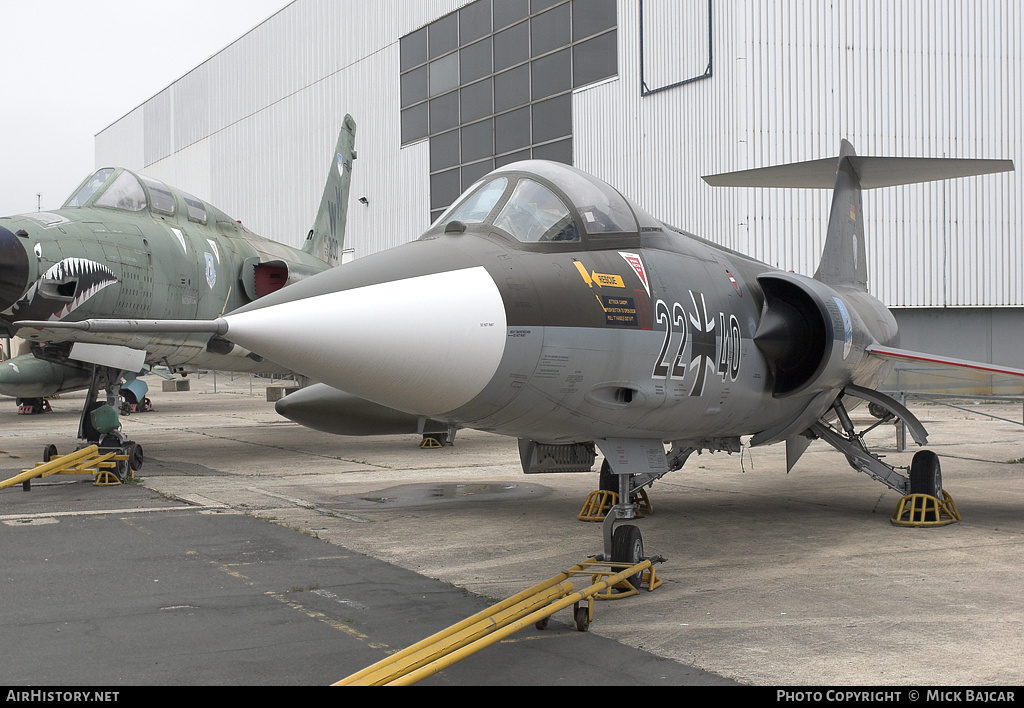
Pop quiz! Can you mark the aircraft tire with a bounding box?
[909,450,942,498]
[129,443,144,472]
[611,524,644,590]
[598,459,615,491]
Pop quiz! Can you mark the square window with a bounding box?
[430,129,461,172]
[531,4,571,57]
[460,37,493,85]
[400,64,428,108]
[531,48,570,99]
[460,0,492,45]
[572,0,616,41]
[532,93,571,143]
[401,103,429,144]
[431,167,462,210]
[572,30,617,87]
[494,106,531,155]
[429,13,459,59]
[494,0,528,30]
[494,20,530,72]
[460,78,493,124]
[461,119,495,163]
[493,65,530,113]
[429,53,460,97]
[429,91,460,134]
[401,27,428,71]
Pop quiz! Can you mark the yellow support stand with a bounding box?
[578,488,652,522]
[891,490,961,527]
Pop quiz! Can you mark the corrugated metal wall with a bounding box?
[96,0,1022,308]
[574,0,1021,309]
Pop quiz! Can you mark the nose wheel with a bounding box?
[610,524,645,590]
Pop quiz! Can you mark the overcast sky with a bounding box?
[0,0,292,217]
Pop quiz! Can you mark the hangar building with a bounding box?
[95,0,1023,375]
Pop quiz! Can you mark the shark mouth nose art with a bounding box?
[10,257,118,322]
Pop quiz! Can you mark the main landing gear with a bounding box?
[32,365,144,487]
[806,385,959,526]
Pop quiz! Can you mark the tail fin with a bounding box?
[817,140,867,289]
[303,115,357,267]
[703,140,1013,290]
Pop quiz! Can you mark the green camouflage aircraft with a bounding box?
[1,116,356,457]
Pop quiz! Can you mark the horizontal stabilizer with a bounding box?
[703,155,1014,190]
[866,345,1024,379]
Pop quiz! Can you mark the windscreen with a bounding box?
[64,169,115,207]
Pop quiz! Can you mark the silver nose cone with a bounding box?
[222,266,508,417]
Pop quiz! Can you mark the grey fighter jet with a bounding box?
[26,141,1019,560]
[4,116,356,453]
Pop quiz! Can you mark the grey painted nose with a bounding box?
[0,226,29,312]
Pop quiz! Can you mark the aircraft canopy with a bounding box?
[429,160,640,247]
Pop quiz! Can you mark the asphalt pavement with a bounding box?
[2,373,1022,686]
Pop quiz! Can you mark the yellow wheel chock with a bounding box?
[891,490,961,527]
[335,555,664,686]
[578,488,652,522]
[419,435,444,449]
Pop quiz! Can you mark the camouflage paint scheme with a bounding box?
[1,116,356,400]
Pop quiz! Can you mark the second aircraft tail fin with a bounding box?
[303,114,357,267]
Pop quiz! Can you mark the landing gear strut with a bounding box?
[806,386,958,526]
[38,364,145,483]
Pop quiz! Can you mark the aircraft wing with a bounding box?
[866,345,1024,379]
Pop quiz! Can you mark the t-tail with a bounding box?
[703,139,1013,291]
[303,114,357,267]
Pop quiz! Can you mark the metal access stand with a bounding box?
[0,445,132,491]
[335,555,664,686]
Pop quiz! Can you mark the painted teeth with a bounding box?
[43,257,116,283]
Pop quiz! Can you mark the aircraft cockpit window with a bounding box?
[493,179,579,243]
[558,171,637,235]
[94,171,148,212]
[139,175,176,215]
[64,168,115,208]
[182,193,208,224]
[435,177,508,228]
[451,177,508,224]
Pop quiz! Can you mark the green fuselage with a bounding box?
[0,168,330,396]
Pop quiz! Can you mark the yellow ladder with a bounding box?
[335,556,662,686]
[0,445,130,491]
